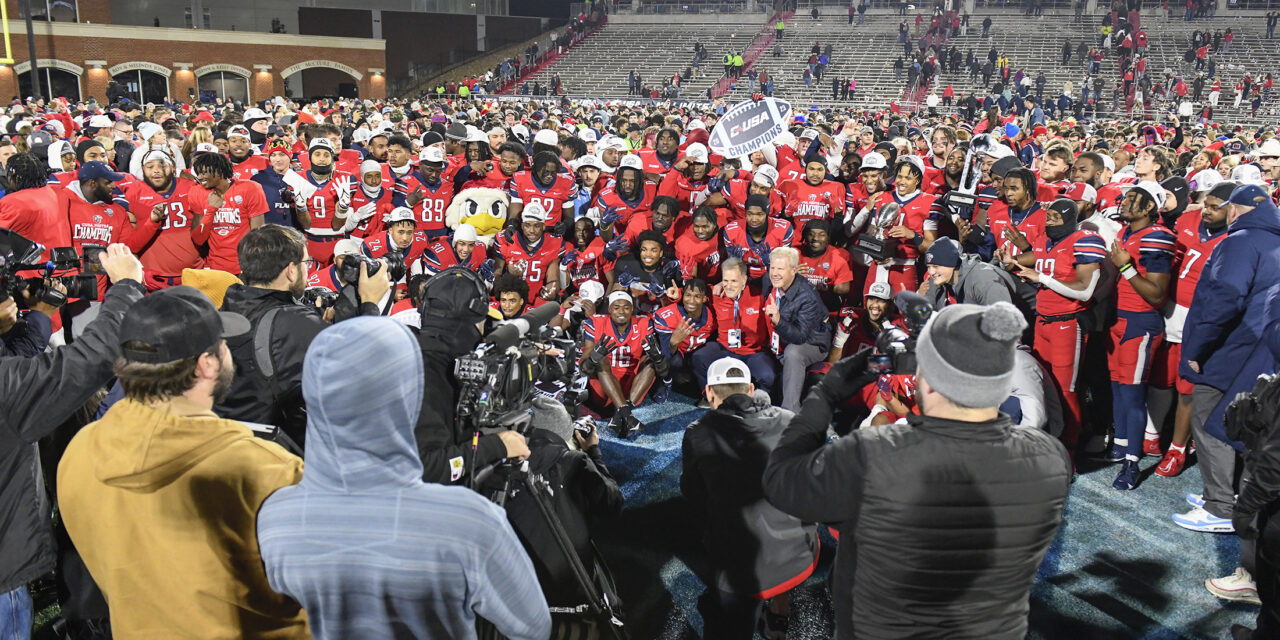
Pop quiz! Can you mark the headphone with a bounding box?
[419,265,490,320]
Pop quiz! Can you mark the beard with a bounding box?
[211,357,234,404]
[290,265,307,298]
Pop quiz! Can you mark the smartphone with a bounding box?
[81,244,107,275]
[867,354,894,375]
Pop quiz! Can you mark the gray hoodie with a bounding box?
[257,317,551,640]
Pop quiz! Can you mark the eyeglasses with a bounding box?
[299,258,318,270]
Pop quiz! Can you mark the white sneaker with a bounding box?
[1171,506,1235,533]
[1206,568,1261,605]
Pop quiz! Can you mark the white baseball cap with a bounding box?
[511,123,531,141]
[578,280,605,303]
[86,114,112,129]
[226,124,250,140]
[1122,180,1168,209]
[533,129,560,146]
[753,164,779,187]
[419,146,446,165]
[1099,154,1117,173]
[866,281,894,300]
[384,206,416,224]
[334,238,365,258]
[688,120,707,132]
[453,223,479,243]
[1190,168,1223,193]
[243,107,268,121]
[194,142,219,154]
[860,153,888,171]
[619,154,644,171]
[522,201,549,222]
[685,143,709,164]
[575,154,604,172]
[800,127,820,141]
[578,128,598,143]
[707,356,751,386]
[600,135,628,152]
[1231,163,1268,186]
[464,125,487,143]
[309,137,335,153]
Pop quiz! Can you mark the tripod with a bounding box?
[478,460,628,640]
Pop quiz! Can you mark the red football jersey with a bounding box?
[1030,229,1107,316]
[710,289,769,355]
[123,179,204,276]
[988,202,1048,256]
[595,181,657,233]
[418,238,486,275]
[498,233,564,303]
[721,219,794,280]
[347,181,396,239]
[657,171,712,214]
[398,171,455,234]
[674,229,723,281]
[1172,213,1227,308]
[0,185,73,262]
[564,237,609,289]
[718,176,784,223]
[779,178,847,237]
[653,303,716,356]
[301,171,354,237]
[191,179,269,273]
[507,171,580,228]
[231,154,269,181]
[60,185,161,297]
[870,190,941,261]
[583,314,654,378]
[635,149,678,178]
[1115,223,1175,313]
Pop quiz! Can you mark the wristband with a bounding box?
[1119,262,1135,273]
[1121,266,1138,280]
[910,233,924,246]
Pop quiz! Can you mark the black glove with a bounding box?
[642,332,671,379]
[814,346,877,407]
[581,335,618,377]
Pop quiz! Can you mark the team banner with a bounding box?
[708,97,792,159]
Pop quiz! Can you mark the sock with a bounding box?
[1144,414,1160,439]
[1116,383,1148,460]
[1169,442,1186,453]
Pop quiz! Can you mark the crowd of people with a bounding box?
[0,78,1278,639]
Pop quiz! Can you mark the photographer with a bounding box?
[762,302,1071,639]
[0,280,65,357]
[217,225,389,449]
[682,357,817,639]
[415,268,530,485]
[0,243,145,636]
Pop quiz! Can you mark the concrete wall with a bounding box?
[108,0,509,36]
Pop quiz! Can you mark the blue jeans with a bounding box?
[0,586,31,640]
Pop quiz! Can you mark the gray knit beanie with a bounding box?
[915,301,1027,408]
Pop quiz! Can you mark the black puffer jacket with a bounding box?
[0,280,145,595]
[763,392,1071,639]
[683,391,818,595]
[762,275,832,349]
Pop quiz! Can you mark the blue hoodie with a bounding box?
[256,317,551,640]
[1180,200,1280,450]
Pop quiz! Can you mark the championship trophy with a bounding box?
[851,202,901,262]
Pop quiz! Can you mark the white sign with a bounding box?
[709,97,791,159]
[279,60,362,81]
[109,61,172,77]
[194,63,251,78]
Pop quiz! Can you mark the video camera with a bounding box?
[453,303,575,432]
[866,291,934,375]
[0,229,100,307]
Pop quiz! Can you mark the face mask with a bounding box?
[1044,221,1073,242]
[747,221,767,237]
[311,162,333,176]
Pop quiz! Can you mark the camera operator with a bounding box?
[682,357,818,639]
[257,316,550,640]
[0,280,65,357]
[415,268,530,485]
[217,225,389,450]
[762,302,1071,639]
[489,400,625,636]
[0,243,145,637]
[0,153,72,262]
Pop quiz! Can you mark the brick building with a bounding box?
[2,0,386,103]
